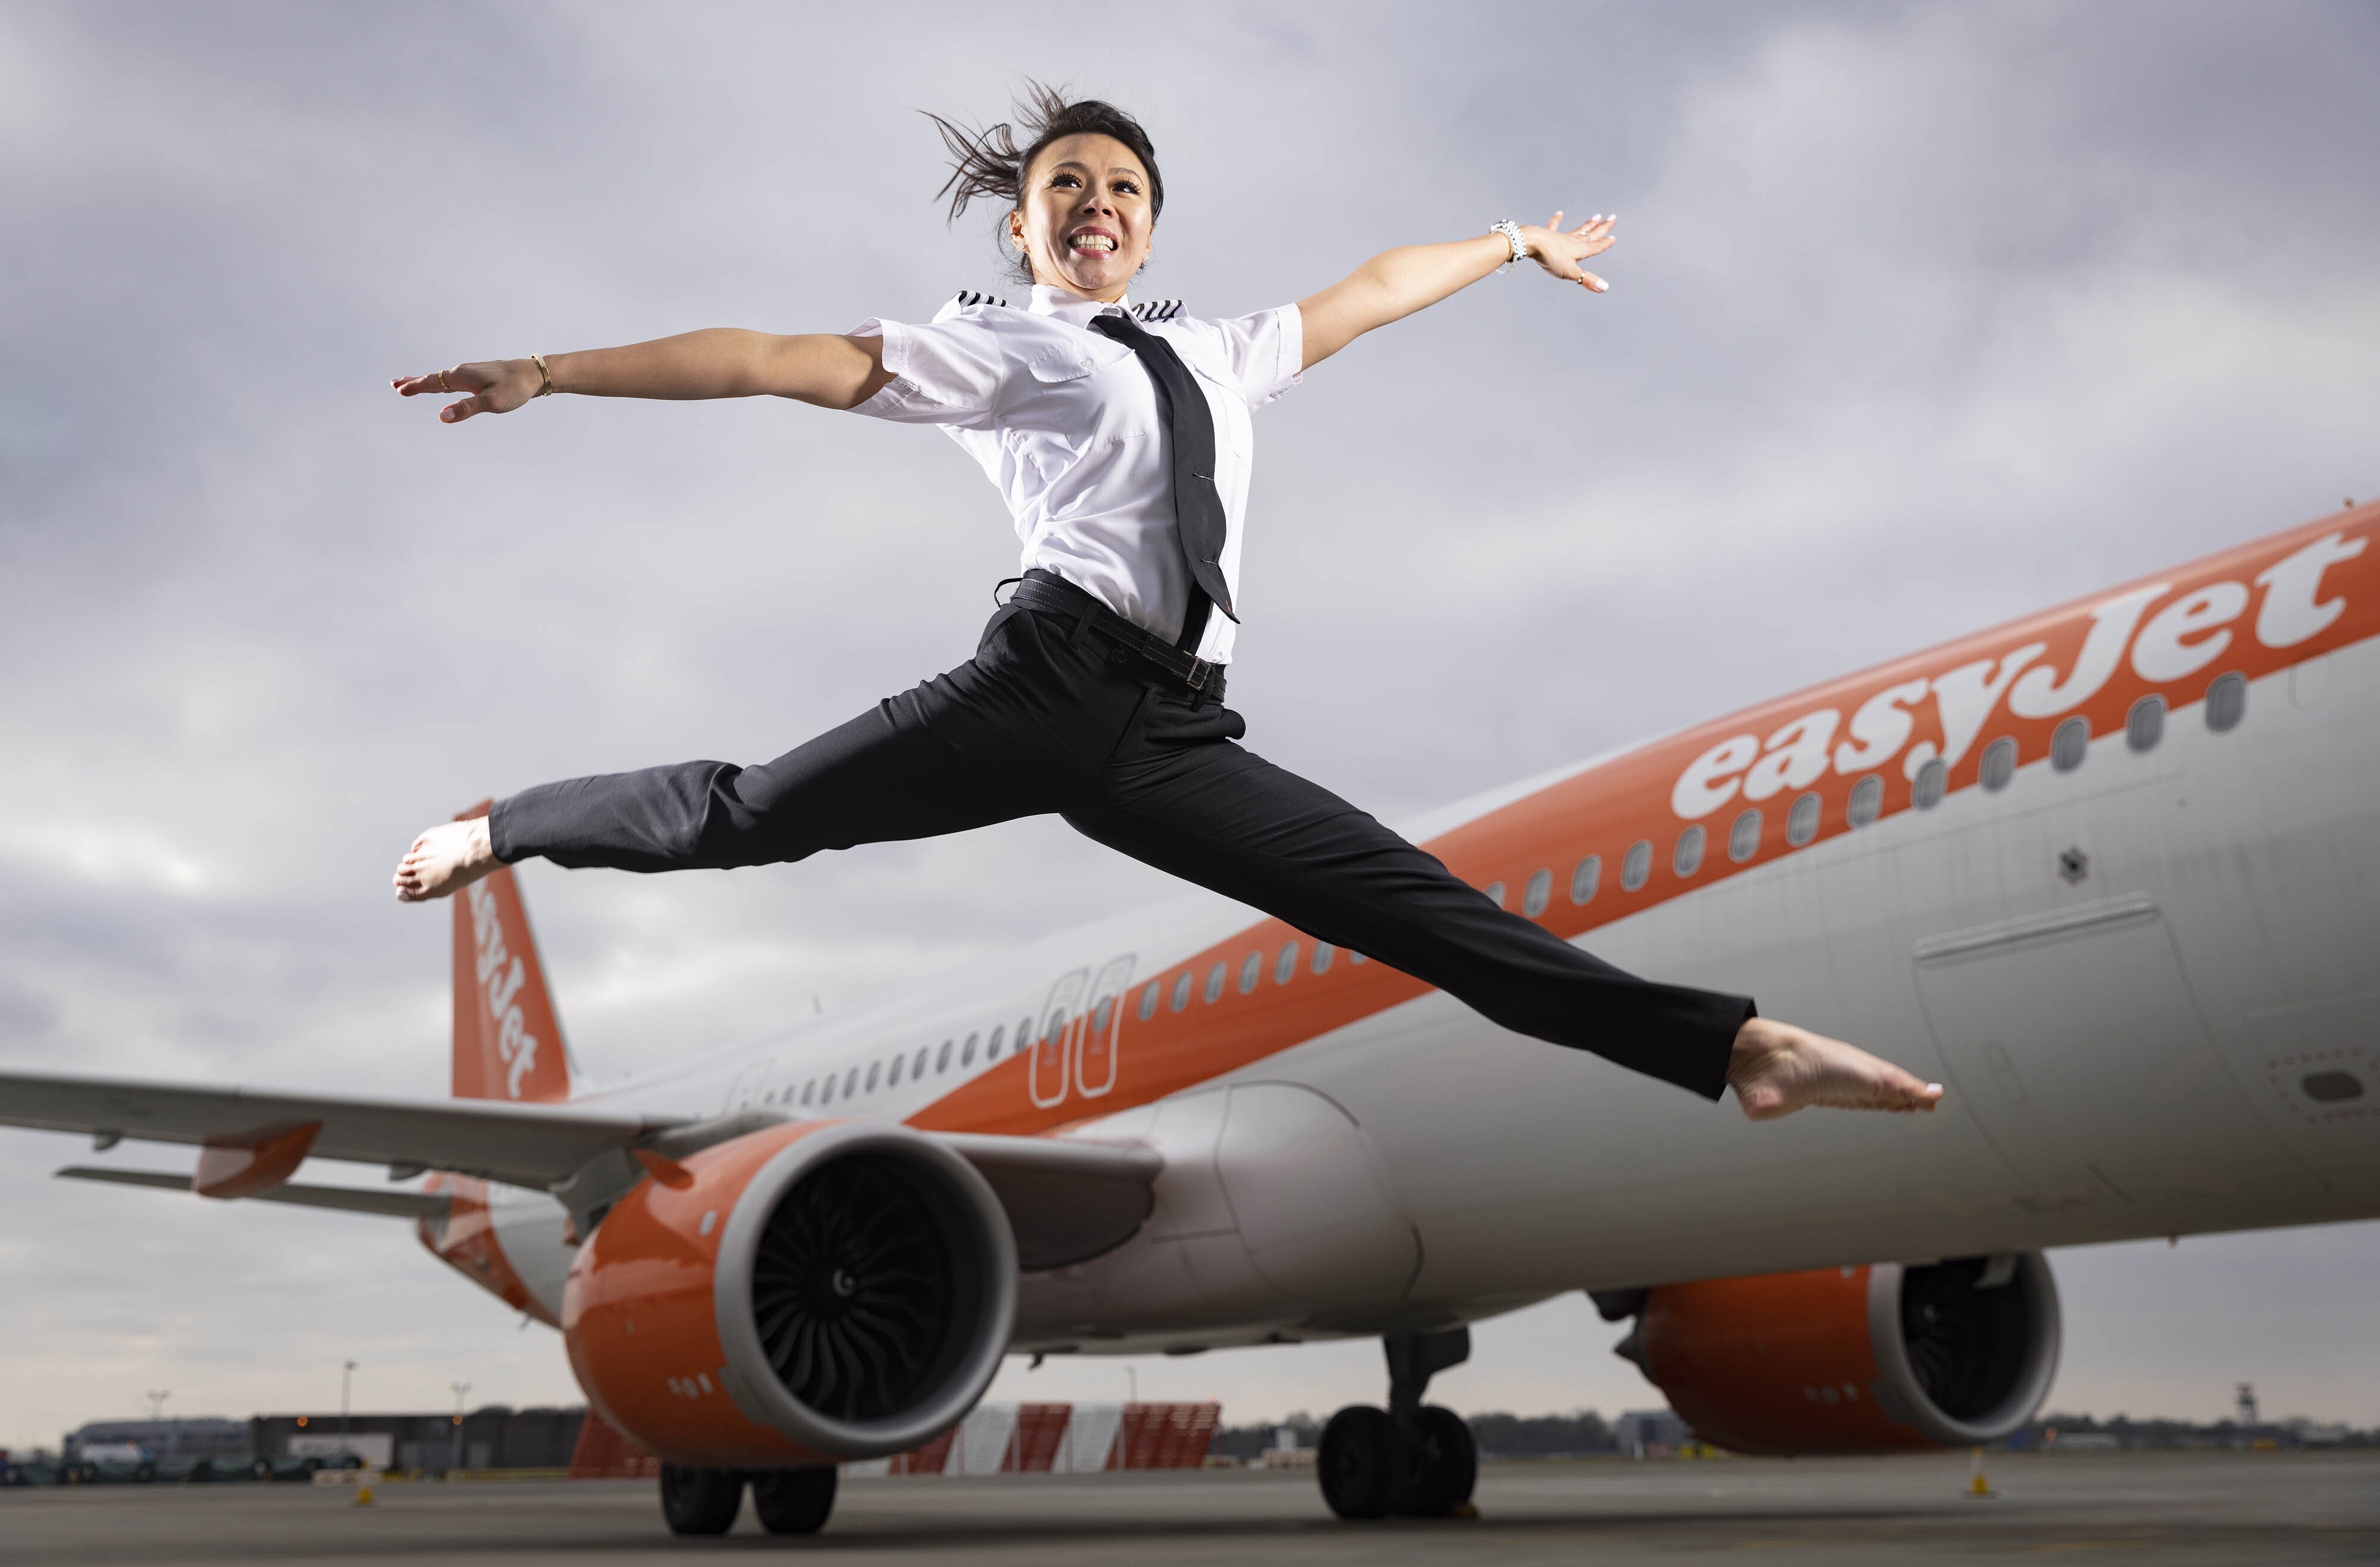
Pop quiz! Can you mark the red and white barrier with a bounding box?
[844,1402,1219,1477]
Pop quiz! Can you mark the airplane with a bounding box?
[5,500,2375,1537]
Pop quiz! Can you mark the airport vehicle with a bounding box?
[6,504,2376,1532]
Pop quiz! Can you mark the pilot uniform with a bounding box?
[490,284,1752,1099]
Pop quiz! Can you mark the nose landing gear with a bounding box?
[1317,1326,1478,1520]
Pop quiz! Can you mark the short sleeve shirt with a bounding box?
[847,283,1303,665]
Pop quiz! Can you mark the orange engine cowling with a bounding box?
[563,1120,1017,1469]
[1621,1253,2060,1454]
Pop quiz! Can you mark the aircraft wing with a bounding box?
[0,1067,685,1189]
[52,1165,449,1220]
[2,1068,1163,1267]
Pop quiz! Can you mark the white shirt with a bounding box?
[849,283,1303,665]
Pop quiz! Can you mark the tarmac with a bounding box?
[3,1450,2376,1565]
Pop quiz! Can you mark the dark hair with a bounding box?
[925,83,1164,282]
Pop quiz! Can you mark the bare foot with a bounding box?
[1727,1017,1943,1121]
[393,818,497,902]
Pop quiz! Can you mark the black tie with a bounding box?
[1089,312,1236,650]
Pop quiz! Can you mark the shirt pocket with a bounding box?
[1023,338,1136,384]
[1188,361,1252,459]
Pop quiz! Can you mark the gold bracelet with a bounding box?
[531,353,554,397]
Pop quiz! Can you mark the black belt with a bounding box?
[1006,570,1228,700]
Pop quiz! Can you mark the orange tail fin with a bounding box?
[451,801,574,1102]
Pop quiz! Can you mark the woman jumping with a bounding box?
[390,87,1940,1122]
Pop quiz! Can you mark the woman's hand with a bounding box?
[390,359,542,424]
[1518,211,1617,292]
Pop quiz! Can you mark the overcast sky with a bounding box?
[3,0,2377,1450]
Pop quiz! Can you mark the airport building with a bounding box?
[62,1408,586,1473]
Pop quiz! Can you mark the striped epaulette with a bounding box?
[1128,299,1185,324]
[951,289,1010,310]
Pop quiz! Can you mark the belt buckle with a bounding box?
[1184,657,1211,692]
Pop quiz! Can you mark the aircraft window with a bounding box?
[1312,943,1335,974]
[2206,670,2247,732]
[1621,840,1652,892]
[1092,998,1113,1035]
[1205,961,1227,1002]
[801,1080,816,1106]
[1274,942,1299,985]
[2051,716,2088,772]
[2301,1070,2363,1103]
[962,1035,978,1067]
[1238,951,1263,994]
[1980,737,2016,792]
[1787,792,1821,847]
[1139,982,1160,1021]
[1482,881,1507,909]
[820,1076,835,1105]
[865,1061,881,1092]
[912,1046,929,1078]
[1571,854,1601,904]
[888,1054,904,1086]
[1847,774,1884,827]
[843,1066,859,1096]
[1728,809,1762,864]
[1673,826,1705,877]
[1913,757,1947,808]
[1016,1017,1032,1054]
[2127,695,2165,752]
[938,1039,955,1073]
[1523,869,1551,917]
[1172,971,1193,1012]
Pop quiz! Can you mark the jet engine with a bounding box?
[563,1120,1017,1468]
[1610,1253,2060,1453]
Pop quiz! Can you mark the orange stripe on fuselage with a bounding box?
[913,506,2380,1138]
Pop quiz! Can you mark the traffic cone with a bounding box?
[355,1480,376,1506]
[1966,1446,1993,1499]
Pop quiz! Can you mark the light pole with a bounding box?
[450,1383,471,1474]
[342,1361,357,1461]
[145,1390,169,1455]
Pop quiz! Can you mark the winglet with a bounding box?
[451,802,574,1103]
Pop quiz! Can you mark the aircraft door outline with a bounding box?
[1031,969,1088,1109]
[724,1059,774,1113]
[1075,955,1136,1098]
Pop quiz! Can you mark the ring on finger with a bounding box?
[437,369,452,393]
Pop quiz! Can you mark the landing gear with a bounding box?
[657,1464,744,1536]
[750,1466,838,1535]
[1317,1327,1479,1520]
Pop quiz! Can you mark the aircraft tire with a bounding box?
[1391,1406,1477,1516]
[1318,1405,1395,1519]
[751,1466,837,1534]
[657,1464,744,1536]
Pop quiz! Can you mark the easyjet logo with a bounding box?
[465,880,540,1098]
[1670,530,2367,822]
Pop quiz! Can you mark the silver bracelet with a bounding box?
[1490,220,1528,273]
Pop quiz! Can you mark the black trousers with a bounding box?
[491,582,1752,1099]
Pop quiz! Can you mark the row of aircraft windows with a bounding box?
[765,1013,1047,1112]
[774,677,2255,1078]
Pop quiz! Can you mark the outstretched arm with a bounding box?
[1295,213,1617,372]
[391,330,897,424]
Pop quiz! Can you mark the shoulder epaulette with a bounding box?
[1128,299,1185,323]
[952,289,1010,310]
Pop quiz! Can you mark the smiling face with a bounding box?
[1006,132,1155,302]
